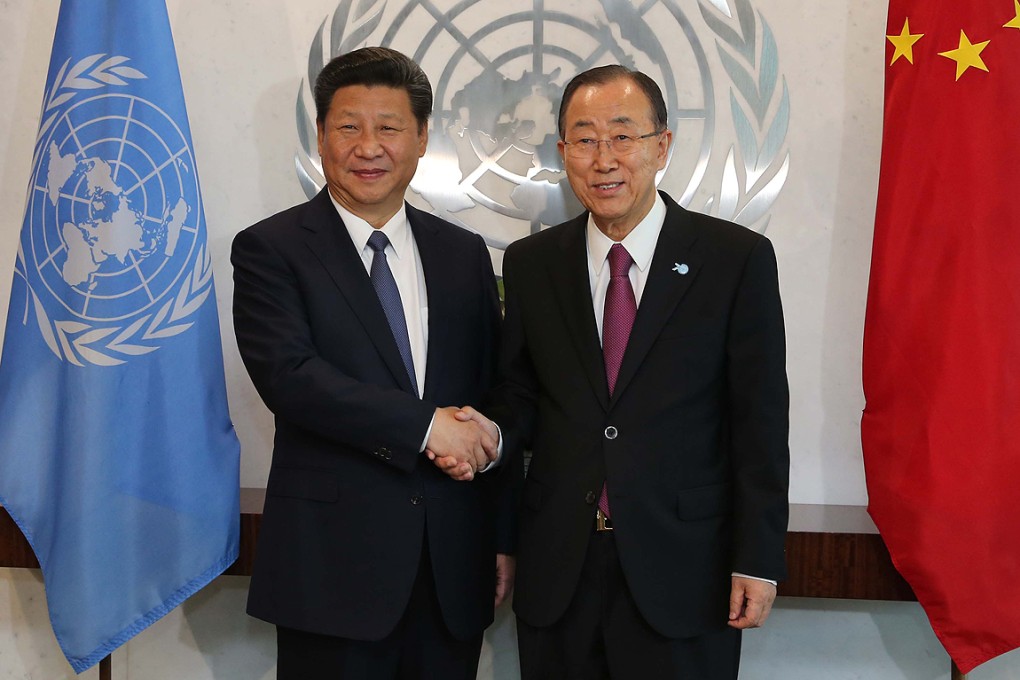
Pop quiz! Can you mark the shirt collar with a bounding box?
[328,193,411,261]
[586,193,665,274]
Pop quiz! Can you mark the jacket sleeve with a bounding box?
[726,236,790,580]
[484,243,540,462]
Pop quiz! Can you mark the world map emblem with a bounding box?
[16,54,214,366]
[296,0,790,256]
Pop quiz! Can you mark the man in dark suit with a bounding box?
[231,47,514,680]
[454,64,789,679]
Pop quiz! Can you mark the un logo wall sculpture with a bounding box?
[18,55,212,366]
[296,0,789,253]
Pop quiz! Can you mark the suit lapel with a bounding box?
[611,197,701,405]
[549,216,611,410]
[302,190,416,394]
[406,204,448,402]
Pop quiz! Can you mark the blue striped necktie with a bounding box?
[367,230,418,394]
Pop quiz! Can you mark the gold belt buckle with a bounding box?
[595,508,613,531]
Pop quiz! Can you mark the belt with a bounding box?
[595,508,613,532]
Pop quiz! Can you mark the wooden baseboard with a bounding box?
[0,493,915,601]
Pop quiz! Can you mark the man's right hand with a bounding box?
[425,406,497,480]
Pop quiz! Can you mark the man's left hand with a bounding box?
[495,554,516,607]
[727,576,776,629]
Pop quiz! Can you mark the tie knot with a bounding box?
[607,243,633,278]
[367,230,390,253]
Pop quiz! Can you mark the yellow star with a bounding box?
[938,30,990,80]
[887,18,924,65]
[1006,0,1020,30]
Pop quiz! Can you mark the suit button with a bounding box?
[604,426,618,440]
[376,447,392,460]
[411,494,423,505]
[585,491,596,505]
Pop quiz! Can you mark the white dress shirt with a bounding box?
[586,193,666,339]
[330,198,429,395]
[329,197,437,449]
[328,196,502,468]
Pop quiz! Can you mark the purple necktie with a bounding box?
[599,243,636,518]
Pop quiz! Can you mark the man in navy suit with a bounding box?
[454,65,789,679]
[231,47,514,680]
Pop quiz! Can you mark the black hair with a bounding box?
[314,46,432,131]
[557,65,667,139]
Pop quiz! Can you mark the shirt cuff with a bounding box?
[419,413,435,453]
[479,421,503,473]
[731,572,778,586]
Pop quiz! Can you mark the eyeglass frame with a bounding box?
[560,129,665,157]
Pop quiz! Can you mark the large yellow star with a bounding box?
[938,30,990,80]
[887,18,924,64]
[1005,0,1020,30]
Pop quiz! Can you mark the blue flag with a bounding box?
[0,0,239,672]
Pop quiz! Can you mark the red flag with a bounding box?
[862,0,1020,672]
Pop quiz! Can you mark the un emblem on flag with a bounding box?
[18,55,214,367]
[295,0,790,253]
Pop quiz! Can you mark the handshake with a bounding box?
[425,406,498,481]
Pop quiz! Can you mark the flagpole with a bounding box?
[99,655,111,680]
[951,661,967,680]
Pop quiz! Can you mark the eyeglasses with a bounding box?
[561,130,663,158]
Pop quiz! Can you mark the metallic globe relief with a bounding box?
[295,0,790,258]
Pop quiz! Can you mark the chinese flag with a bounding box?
[862,0,1020,672]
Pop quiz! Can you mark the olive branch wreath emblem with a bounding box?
[295,0,387,197]
[17,54,214,367]
[699,0,790,231]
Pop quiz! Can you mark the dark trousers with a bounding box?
[276,540,482,680]
[517,530,741,680]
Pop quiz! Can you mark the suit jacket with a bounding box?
[491,191,789,639]
[231,189,508,642]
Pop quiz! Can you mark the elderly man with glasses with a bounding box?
[452,64,790,679]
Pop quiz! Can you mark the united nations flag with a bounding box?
[0,0,239,672]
